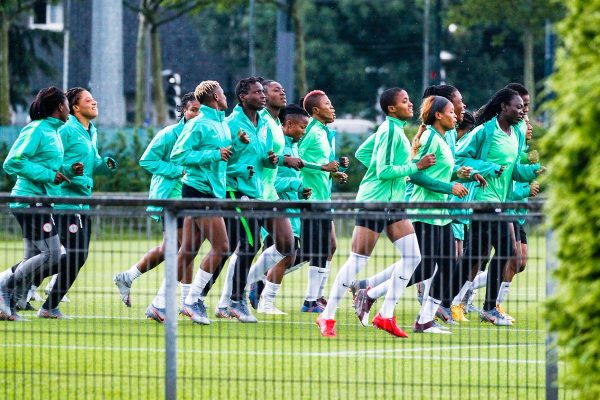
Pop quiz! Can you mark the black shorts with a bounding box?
[515,223,528,244]
[263,234,301,251]
[355,209,403,233]
[13,206,57,241]
[182,183,215,199]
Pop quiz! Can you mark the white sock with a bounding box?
[304,266,327,302]
[284,261,307,276]
[262,281,281,306]
[418,296,441,324]
[366,264,395,288]
[185,269,213,305]
[180,283,191,307]
[126,265,143,282]
[421,264,438,299]
[452,281,472,306]
[378,234,421,318]
[246,245,284,286]
[497,281,511,305]
[218,253,237,308]
[152,279,167,309]
[472,270,488,290]
[318,261,331,298]
[366,280,389,300]
[320,253,370,320]
[46,274,59,292]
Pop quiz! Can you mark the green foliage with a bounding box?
[0,141,15,192]
[542,0,600,397]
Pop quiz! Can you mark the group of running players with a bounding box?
[0,77,543,338]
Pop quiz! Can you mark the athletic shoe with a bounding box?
[182,300,211,325]
[0,285,12,318]
[465,302,481,314]
[480,308,513,326]
[16,300,36,312]
[413,320,452,334]
[248,282,260,310]
[316,296,328,308]
[228,299,258,323]
[113,273,132,307]
[348,280,362,301]
[435,305,457,325]
[145,303,166,324]
[300,300,324,313]
[257,299,287,315]
[316,315,336,337]
[353,289,375,327]
[37,307,70,319]
[372,314,408,338]
[214,306,231,319]
[451,304,469,322]
[496,304,516,323]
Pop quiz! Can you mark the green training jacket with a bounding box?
[3,117,72,208]
[298,118,332,201]
[259,108,285,201]
[55,115,116,210]
[170,105,232,199]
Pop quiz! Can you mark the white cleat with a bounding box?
[257,299,287,315]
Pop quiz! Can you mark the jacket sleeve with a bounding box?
[510,182,531,200]
[375,128,418,180]
[275,176,303,194]
[3,127,56,184]
[455,127,501,177]
[355,134,375,167]
[170,126,221,167]
[298,131,321,175]
[139,134,183,178]
[408,134,453,194]
[512,162,539,183]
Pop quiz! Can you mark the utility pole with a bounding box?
[276,0,295,101]
[90,0,126,126]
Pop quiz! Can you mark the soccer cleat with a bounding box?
[214,306,231,319]
[480,308,513,326]
[316,296,328,308]
[145,304,166,324]
[113,273,132,307]
[496,304,516,323]
[37,307,70,319]
[436,305,457,325]
[451,304,469,322]
[228,299,258,323]
[316,315,336,337]
[465,302,481,314]
[353,289,375,327]
[257,298,287,315]
[372,314,408,338]
[300,300,324,313]
[0,285,12,318]
[248,282,260,310]
[413,320,452,334]
[182,300,211,325]
[348,280,363,301]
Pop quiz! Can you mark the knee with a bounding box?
[276,237,294,257]
[518,259,527,273]
[212,241,230,258]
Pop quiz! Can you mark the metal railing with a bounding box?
[0,194,564,399]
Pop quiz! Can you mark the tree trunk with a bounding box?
[523,28,535,112]
[134,10,147,127]
[291,0,307,97]
[0,16,11,125]
[150,24,165,126]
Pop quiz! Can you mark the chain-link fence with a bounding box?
[0,195,564,399]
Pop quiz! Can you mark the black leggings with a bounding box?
[451,213,515,311]
[407,222,456,304]
[41,214,91,310]
[297,217,332,269]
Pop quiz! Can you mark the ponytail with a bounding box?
[29,86,67,121]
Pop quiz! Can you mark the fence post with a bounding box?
[545,229,558,400]
[163,209,178,400]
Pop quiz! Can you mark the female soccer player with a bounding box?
[316,88,436,338]
[0,87,79,320]
[113,92,199,309]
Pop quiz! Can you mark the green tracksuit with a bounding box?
[298,118,333,201]
[455,116,539,203]
[54,115,116,210]
[140,118,187,217]
[225,105,274,199]
[170,105,232,199]
[259,109,286,201]
[3,117,72,208]
[274,136,306,238]
[355,116,417,202]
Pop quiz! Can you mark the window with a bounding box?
[29,1,64,32]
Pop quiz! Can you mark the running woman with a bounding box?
[453,87,542,326]
[113,92,200,308]
[316,88,435,338]
[147,80,233,325]
[0,87,80,320]
[35,88,116,318]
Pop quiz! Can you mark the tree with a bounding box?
[542,0,600,398]
[0,0,60,124]
[125,0,242,127]
[446,0,564,111]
